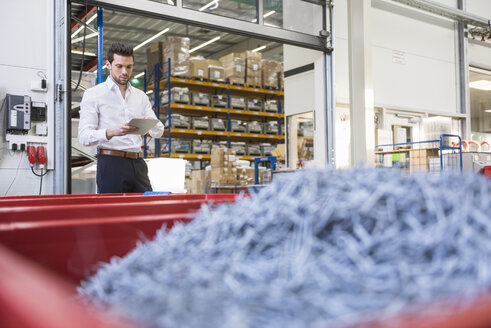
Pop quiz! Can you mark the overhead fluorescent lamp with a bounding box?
[134,72,145,79]
[167,0,174,4]
[71,32,98,44]
[190,36,221,53]
[251,10,276,23]
[470,80,491,91]
[252,45,266,53]
[485,109,491,113]
[134,27,170,51]
[72,14,98,38]
[71,49,96,56]
[199,0,219,11]
[146,90,154,95]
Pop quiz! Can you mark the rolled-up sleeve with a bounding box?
[78,89,108,146]
[143,96,165,138]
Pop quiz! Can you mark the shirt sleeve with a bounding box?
[78,88,108,146]
[143,95,165,138]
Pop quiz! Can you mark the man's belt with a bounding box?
[98,149,143,159]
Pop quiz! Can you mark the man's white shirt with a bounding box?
[78,76,164,152]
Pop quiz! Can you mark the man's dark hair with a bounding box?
[107,42,134,63]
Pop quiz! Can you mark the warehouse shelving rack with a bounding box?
[144,59,285,161]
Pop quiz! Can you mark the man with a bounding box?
[78,42,164,193]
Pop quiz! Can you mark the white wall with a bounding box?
[466,1,491,16]
[0,0,54,196]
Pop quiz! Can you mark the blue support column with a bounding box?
[143,69,148,158]
[96,8,103,84]
[154,63,160,158]
[226,78,231,148]
[167,58,172,158]
[277,88,282,143]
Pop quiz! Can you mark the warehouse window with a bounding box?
[183,0,257,22]
[469,67,491,137]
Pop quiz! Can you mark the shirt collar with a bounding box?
[105,76,133,94]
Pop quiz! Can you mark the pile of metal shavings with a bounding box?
[78,167,491,328]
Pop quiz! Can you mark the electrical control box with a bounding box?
[6,94,31,132]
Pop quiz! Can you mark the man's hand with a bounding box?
[106,123,139,140]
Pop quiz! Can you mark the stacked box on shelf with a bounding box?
[189,170,206,193]
[264,99,278,112]
[237,166,255,185]
[211,118,226,131]
[161,87,190,104]
[163,37,190,77]
[206,60,225,82]
[247,121,263,134]
[146,42,164,74]
[247,143,261,156]
[240,51,262,88]
[210,148,237,185]
[171,138,192,153]
[265,121,279,134]
[211,95,228,108]
[192,116,210,130]
[219,53,245,85]
[246,98,263,111]
[230,96,246,109]
[231,142,247,155]
[189,57,209,80]
[261,143,276,156]
[165,114,190,129]
[231,119,247,132]
[211,141,228,150]
[261,59,279,89]
[193,140,212,154]
[192,92,211,106]
[277,62,284,90]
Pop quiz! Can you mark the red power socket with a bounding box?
[37,146,47,168]
[27,146,37,167]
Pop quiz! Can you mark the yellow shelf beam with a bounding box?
[150,77,284,96]
[165,128,284,141]
[162,103,284,119]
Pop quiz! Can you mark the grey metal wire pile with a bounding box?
[79,167,491,328]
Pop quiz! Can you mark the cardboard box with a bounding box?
[189,170,206,193]
[146,42,164,74]
[206,60,225,82]
[261,59,279,89]
[163,37,190,77]
[240,51,262,87]
[189,57,209,79]
[219,53,245,84]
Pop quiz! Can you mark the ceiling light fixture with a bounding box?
[252,45,266,53]
[485,109,491,113]
[71,14,98,38]
[146,90,154,95]
[71,32,98,44]
[134,27,170,51]
[251,10,276,23]
[134,72,145,79]
[71,49,96,56]
[190,36,221,53]
[199,0,219,11]
[470,80,491,91]
[167,0,175,4]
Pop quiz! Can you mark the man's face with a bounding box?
[107,54,133,86]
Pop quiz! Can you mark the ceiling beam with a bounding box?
[71,5,97,31]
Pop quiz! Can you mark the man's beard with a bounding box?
[113,74,129,85]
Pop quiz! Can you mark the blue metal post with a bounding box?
[167,58,172,158]
[226,78,231,148]
[143,69,148,158]
[96,8,103,84]
[277,88,282,143]
[154,63,160,158]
